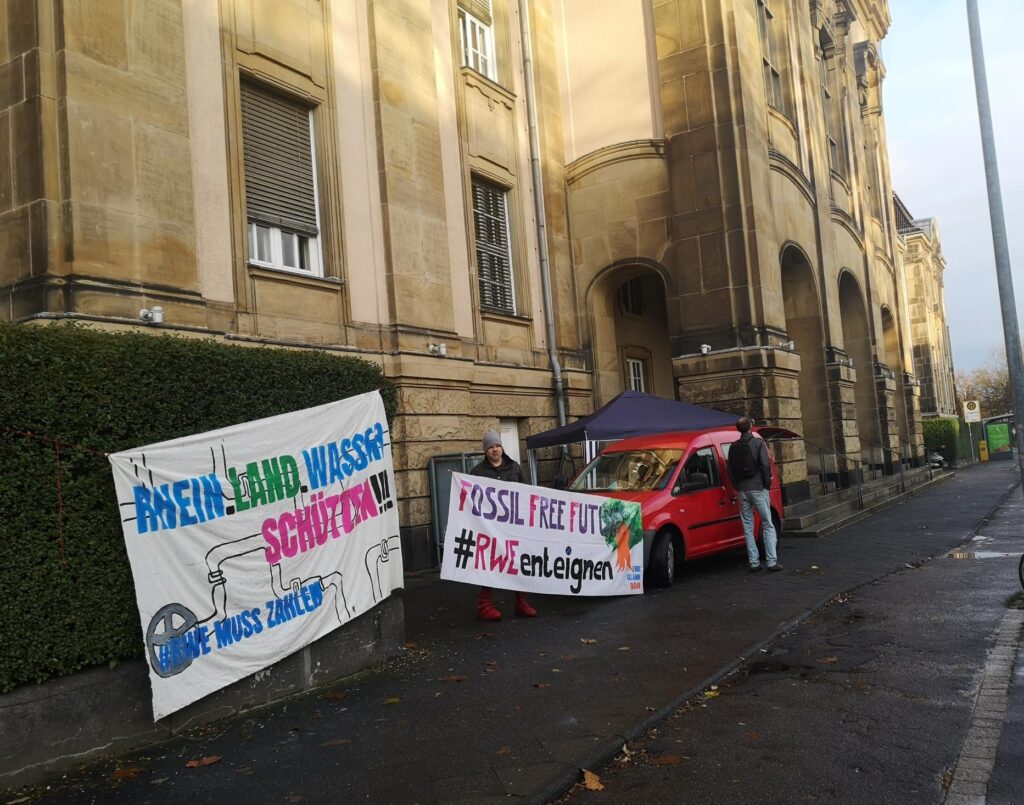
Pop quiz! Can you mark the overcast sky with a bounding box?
[882,0,1023,374]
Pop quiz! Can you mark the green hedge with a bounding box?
[0,322,395,693]
[922,418,960,461]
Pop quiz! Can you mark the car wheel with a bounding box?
[648,529,677,588]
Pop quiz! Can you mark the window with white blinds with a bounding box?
[239,81,323,276]
[471,176,515,314]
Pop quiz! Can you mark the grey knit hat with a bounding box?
[483,430,502,450]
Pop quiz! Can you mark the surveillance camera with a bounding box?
[139,306,164,324]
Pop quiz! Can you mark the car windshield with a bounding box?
[570,448,684,492]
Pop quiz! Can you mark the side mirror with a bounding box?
[552,475,569,490]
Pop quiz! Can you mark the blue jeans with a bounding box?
[739,489,778,567]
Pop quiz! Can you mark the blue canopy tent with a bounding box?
[524,391,741,482]
[526,390,737,450]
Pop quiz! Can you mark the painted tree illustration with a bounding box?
[599,499,643,571]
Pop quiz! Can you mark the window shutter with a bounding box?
[239,82,319,236]
[472,177,514,314]
[458,0,492,26]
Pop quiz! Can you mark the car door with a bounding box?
[676,443,738,557]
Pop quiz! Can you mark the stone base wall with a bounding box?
[673,346,808,499]
[385,354,589,570]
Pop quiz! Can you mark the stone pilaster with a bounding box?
[673,346,810,502]
[369,0,456,341]
[874,364,899,472]
[903,373,925,466]
[826,349,861,486]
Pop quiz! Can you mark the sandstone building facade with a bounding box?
[1,0,933,567]
[894,195,957,418]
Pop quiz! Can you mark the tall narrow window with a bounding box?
[756,0,785,113]
[619,278,645,316]
[458,0,496,81]
[818,51,839,170]
[240,82,322,276]
[471,176,515,314]
[626,358,646,393]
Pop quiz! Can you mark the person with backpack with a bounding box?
[727,416,781,572]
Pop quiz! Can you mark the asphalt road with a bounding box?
[3,461,1020,805]
[557,493,1024,805]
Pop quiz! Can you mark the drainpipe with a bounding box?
[519,0,566,430]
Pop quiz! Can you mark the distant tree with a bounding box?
[956,347,1014,418]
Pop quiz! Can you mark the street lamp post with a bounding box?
[966,0,1024,491]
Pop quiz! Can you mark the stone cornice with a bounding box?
[830,205,864,249]
[768,149,815,207]
[565,139,666,184]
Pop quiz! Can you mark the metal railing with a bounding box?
[800,438,927,510]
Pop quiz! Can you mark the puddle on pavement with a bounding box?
[947,550,1013,560]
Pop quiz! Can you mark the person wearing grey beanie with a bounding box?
[469,429,537,620]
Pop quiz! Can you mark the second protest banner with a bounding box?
[440,473,644,596]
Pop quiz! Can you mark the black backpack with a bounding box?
[728,438,760,480]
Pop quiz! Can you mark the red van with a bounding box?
[568,427,785,587]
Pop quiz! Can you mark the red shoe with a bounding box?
[477,587,502,621]
[515,593,538,617]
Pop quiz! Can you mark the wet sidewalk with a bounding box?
[5,461,1020,804]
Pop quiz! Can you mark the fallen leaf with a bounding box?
[818,656,838,664]
[111,767,146,780]
[404,641,418,649]
[703,690,720,699]
[580,638,597,645]
[617,646,631,651]
[185,756,221,768]
[582,769,605,791]
[745,731,763,741]
[439,675,467,683]
[322,691,347,701]
[533,682,551,688]
[384,697,401,705]
[320,739,352,747]
[496,746,513,755]
[651,754,680,766]
[560,654,577,661]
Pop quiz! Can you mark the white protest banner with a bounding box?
[440,473,643,596]
[109,391,402,720]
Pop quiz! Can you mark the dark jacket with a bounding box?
[470,455,525,483]
[729,432,772,491]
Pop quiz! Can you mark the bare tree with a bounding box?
[956,347,1015,418]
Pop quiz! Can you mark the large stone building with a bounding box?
[1,0,930,568]
[894,195,957,418]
